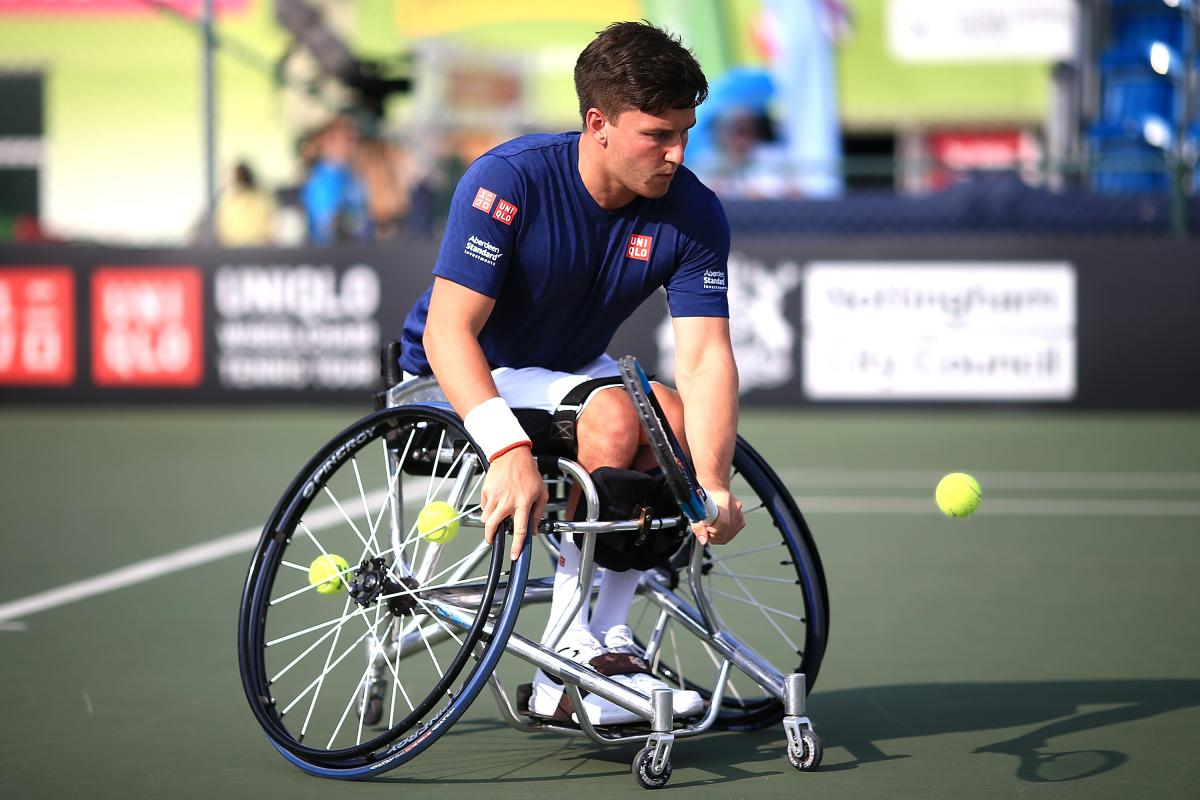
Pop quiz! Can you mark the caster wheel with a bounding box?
[787,729,823,771]
[632,746,672,790]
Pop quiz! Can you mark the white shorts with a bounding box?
[403,353,628,415]
[491,353,622,413]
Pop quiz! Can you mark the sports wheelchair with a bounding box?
[237,346,830,789]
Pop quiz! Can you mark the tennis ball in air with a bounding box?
[308,553,350,595]
[417,500,460,544]
[935,473,982,518]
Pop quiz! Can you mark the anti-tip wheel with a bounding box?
[632,746,672,790]
[787,728,823,771]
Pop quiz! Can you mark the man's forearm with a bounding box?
[677,355,739,490]
[425,324,500,420]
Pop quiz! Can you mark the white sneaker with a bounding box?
[602,625,705,718]
[602,624,644,655]
[530,624,643,724]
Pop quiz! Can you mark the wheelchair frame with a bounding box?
[237,368,828,788]
[377,375,822,784]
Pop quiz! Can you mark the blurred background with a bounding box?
[1,0,1197,407]
[2,5,1199,797]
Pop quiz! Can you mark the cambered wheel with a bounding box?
[629,435,830,730]
[237,405,531,778]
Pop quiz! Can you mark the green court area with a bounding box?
[1,407,1198,799]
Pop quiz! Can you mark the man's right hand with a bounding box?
[480,446,547,560]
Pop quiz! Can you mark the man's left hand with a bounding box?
[691,486,744,546]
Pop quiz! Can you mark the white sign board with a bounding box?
[887,0,1077,62]
[803,262,1077,400]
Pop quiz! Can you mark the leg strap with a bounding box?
[551,376,625,458]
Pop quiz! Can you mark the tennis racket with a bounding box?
[618,355,718,525]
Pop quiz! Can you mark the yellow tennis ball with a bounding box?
[417,500,460,544]
[308,553,350,595]
[935,473,982,518]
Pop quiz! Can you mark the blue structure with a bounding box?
[1089,0,1194,193]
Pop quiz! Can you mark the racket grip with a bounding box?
[702,491,719,524]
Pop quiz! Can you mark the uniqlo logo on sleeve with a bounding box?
[0,268,75,386]
[626,234,653,261]
[92,267,203,387]
[471,187,497,213]
[492,199,518,226]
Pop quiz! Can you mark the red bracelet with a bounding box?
[488,440,533,462]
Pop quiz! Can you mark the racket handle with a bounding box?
[702,491,719,524]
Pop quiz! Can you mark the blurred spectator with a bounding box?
[216,161,277,246]
[302,115,372,244]
[692,107,800,200]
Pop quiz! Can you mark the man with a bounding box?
[399,21,745,725]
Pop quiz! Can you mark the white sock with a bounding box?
[589,567,643,640]
[540,537,588,646]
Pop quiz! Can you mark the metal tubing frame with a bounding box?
[380,380,792,744]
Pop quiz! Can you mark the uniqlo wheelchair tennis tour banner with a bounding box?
[1,238,1198,408]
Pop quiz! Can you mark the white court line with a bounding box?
[0,488,389,626]
[793,495,1200,516]
[778,468,1200,492]
[2,469,1198,627]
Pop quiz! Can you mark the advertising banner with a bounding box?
[213,260,382,392]
[1,237,1197,408]
[887,0,1076,63]
[801,262,1076,400]
[0,267,74,385]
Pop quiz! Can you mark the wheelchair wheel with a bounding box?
[237,405,531,779]
[630,435,829,731]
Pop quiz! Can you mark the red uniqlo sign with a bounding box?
[92,267,203,387]
[0,268,75,386]
[492,199,518,225]
[626,234,653,261]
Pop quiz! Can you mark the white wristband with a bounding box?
[463,396,531,462]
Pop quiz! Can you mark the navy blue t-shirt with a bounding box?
[399,132,730,375]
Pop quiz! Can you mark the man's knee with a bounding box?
[576,387,640,468]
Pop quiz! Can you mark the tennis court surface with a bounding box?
[2,407,1197,799]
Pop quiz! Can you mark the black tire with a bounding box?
[631,746,672,789]
[788,729,823,771]
[629,435,829,731]
[237,405,531,778]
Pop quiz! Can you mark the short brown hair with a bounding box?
[574,21,708,123]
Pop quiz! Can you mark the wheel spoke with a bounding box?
[269,559,357,606]
[411,609,446,679]
[282,613,379,718]
[707,541,786,563]
[326,607,390,748]
[323,485,381,559]
[296,594,354,735]
[424,428,449,506]
[268,604,364,648]
[701,641,743,703]
[706,570,797,585]
[351,456,381,555]
[707,576,802,655]
[668,626,685,690]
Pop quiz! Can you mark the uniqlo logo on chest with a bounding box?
[471,187,497,213]
[92,267,203,387]
[0,268,75,386]
[627,234,653,261]
[492,199,518,226]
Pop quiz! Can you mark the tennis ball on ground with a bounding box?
[417,500,460,544]
[308,553,350,595]
[935,473,982,518]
